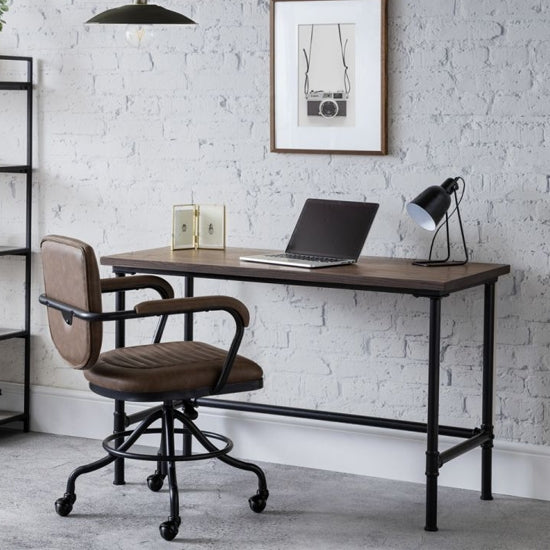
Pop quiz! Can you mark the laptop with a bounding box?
[240,198,379,269]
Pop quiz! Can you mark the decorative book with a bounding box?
[172,204,226,250]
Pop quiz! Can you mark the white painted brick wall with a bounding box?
[0,0,549,448]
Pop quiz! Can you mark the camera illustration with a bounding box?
[306,90,348,119]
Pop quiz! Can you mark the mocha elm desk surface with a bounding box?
[101,246,510,532]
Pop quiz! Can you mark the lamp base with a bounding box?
[412,259,468,267]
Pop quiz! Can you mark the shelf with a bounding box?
[0,246,29,257]
[0,328,27,341]
[0,165,31,174]
[0,55,32,434]
[0,81,31,91]
[0,411,26,426]
[0,55,32,62]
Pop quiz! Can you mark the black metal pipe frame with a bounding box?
[113,399,126,485]
[424,297,441,532]
[113,274,126,486]
[439,431,492,467]
[0,55,35,432]
[481,282,496,501]
[182,276,195,456]
[23,57,32,432]
[184,276,194,341]
[112,273,497,531]
[192,397,476,439]
[125,401,193,456]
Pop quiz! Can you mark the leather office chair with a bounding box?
[39,235,268,541]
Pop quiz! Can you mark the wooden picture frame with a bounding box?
[270,0,387,155]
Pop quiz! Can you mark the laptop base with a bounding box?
[239,254,356,269]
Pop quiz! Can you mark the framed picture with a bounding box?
[172,204,196,250]
[197,204,226,249]
[270,0,387,155]
[172,204,226,250]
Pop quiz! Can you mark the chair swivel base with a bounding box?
[53,401,269,541]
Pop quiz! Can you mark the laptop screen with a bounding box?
[285,199,379,260]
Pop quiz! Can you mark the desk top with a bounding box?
[101,247,510,297]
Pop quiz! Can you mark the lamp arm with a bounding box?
[443,177,466,225]
[427,178,466,257]
[428,211,451,263]
[454,188,469,264]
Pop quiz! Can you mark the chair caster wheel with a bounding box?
[147,473,165,492]
[55,493,76,517]
[248,490,269,513]
[159,516,181,541]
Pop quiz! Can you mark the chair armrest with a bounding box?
[134,296,250,327]
[38,293,136,324]
[135,296,251,395]
[100,275,174,299]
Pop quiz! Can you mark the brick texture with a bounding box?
[0,1,548,447]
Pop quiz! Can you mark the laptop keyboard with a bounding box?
[271,253,340,263]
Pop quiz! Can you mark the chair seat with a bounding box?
[84,341,263,399]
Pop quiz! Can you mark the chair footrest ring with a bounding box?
[102,427,233,462]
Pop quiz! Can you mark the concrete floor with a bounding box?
[1,429,549,549]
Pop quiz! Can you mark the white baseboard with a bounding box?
[3,382,549,501]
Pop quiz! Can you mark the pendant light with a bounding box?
[86,0,196,47]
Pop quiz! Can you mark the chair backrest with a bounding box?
[41,235,103,369]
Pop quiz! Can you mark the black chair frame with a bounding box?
[39,277,268,541]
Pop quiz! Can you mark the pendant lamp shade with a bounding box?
[86,1,196,25]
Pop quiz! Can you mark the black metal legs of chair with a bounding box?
[54,454,116,516]
[158,404,181,541]
[54,400,268,542]
[172,406,269,513]
[55,409,162,517]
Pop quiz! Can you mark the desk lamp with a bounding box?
[406,176,469,267]
[86,0,196,48]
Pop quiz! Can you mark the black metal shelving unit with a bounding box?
[0,55,32,431]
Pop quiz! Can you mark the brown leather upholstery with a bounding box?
[41,235,263,398]
[41,235,103,369]
[85,341,262,395]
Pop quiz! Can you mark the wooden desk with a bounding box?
[101,246,510,531]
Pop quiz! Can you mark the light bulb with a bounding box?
[125,24,154,48]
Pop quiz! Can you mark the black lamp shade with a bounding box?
[406,177,468,267]
[406,185,452,231]
[86,4,196,25]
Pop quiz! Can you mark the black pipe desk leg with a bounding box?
[481,282,496,501]
[113,277,126,485]
[115,274,126,349]
[183,277,194,456]
[425,297,441,532]
[182,431,193,457]
[184,276,194,342]
[113,399,126,485]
